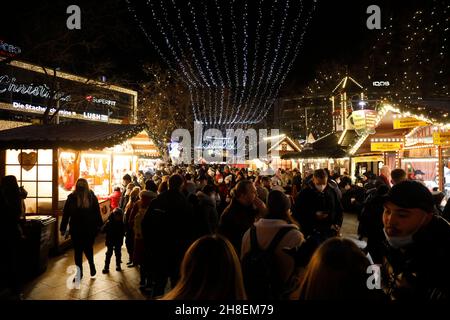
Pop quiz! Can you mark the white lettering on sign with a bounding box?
[372,81,390,87]
[0,75,71,101]
[11,101,108,122]
[85,95,117,106]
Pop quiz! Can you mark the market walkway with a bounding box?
[23,213,360,300]
[23,234,147,300]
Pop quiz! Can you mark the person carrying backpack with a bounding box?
[241,190,304,300]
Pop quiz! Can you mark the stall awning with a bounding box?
[281,132,348,159]
[0,122,148,150]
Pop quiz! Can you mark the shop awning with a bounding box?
[281,132,348,159]
[0,122,148,150]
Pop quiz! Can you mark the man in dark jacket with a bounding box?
[218,180,266,255]
[293,169,343,240]
[380,180,450,300]
[141,174,195,298]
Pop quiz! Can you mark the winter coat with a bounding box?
[381,215,450,300]
[103,216,125,246]
[241,219,304,284]
[60,191,103,240]
[195,191,219,235]
[218,199,260,255]
[141,189,195,276]
[293,180,343,237]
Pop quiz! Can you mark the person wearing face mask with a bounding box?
[293,169,343,241]
[380,180,450,300]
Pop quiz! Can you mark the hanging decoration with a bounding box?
[126,0,317,129]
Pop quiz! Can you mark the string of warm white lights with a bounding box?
[241,0,279,125]
[201,0,225,125]
[252,0,308,123]
[127,0,316,128]
[256,2,315,122]
[249,0,291,124]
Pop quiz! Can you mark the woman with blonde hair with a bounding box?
[161,234,247,300]
[124,186,141,266]
[298,237,374,300]
[60,178,103,280]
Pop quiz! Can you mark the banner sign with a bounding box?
[371,142,402,152]
[393,117,428,129]
[433,132,450,146]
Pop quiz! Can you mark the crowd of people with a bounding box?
[2,162,450,300]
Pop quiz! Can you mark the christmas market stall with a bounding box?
[346,102,450,194]
[248,134,303,170]
[281,132,350,175]
[0,122,159,250]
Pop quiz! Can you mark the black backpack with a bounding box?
[242,225,294,300]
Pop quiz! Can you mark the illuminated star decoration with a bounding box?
[126,0,317,130]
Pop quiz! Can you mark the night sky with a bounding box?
[0,0,443,91]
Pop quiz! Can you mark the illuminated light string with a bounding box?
[251,0,307,123]
[241,0,279,125]
[251,0,313,124]
[213,0,233,126]
[254,2,313,123]
[128,0,317,128]
[227,0,243,128]
[126,0,200,123]
[201,0,225,126]
[253,0,291,122]
[168,0,210,87]
[166,0,210,120]
[155,0,203,89]
[231,0,250,128]
[155,1,201,125]
[241,0,263,126]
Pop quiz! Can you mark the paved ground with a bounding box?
[23,212,360,300]
[23,234,148,300]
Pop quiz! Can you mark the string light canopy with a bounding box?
[126,0,317,129]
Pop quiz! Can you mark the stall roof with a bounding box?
[0,122,148,150]
[281,132,347,159]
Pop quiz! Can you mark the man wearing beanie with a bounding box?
[380,180,450,300]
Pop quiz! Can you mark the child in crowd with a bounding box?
[102,208,125,273]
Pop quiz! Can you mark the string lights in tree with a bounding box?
[126,0,317,129]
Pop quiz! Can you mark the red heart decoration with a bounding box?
[18,152,37,171]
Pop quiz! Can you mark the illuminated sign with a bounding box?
[0,40,21,57]
[353,155,384,163]
[433,132,450,146]
[372,81,390,87]
[85,95,116,106]
[352,110,377,131]
[393,117,428,129]
[10,101,108,122]
[371,142,402,151]
[0,75,70,101]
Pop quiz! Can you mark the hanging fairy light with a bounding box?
[126,0,317,129]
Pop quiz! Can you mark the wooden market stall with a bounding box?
[0,122,159,251]
[281,132,350,175]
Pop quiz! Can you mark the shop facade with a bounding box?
[0,123,159,250]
